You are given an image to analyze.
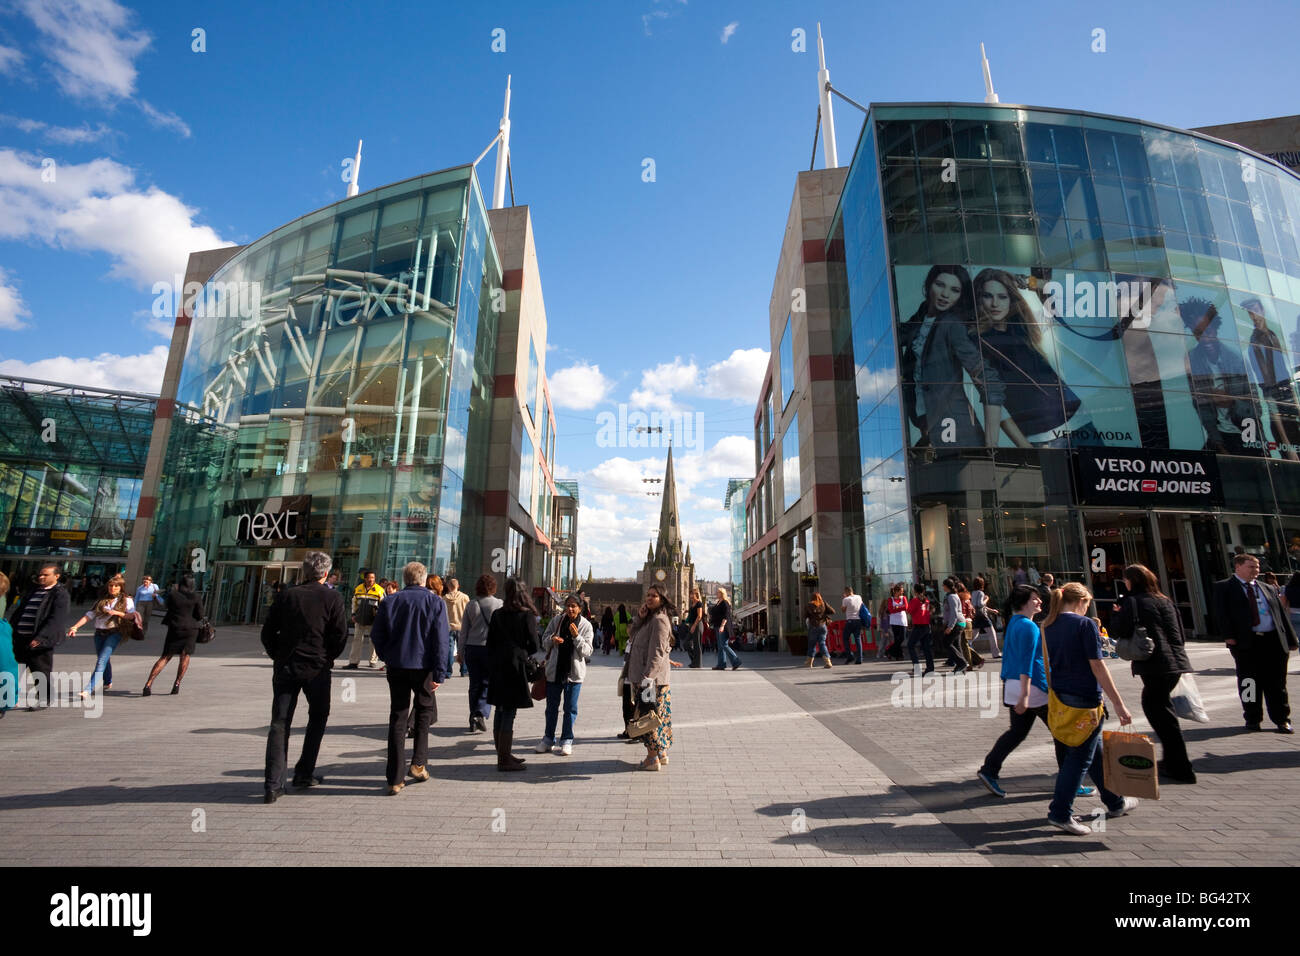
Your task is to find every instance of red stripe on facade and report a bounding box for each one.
[801,239,825,264]
[174,313,191,328]
[483,491,508,516]
[155,398,175,418]
[814,483,844,512]
[743,528,778,560]
[808,354,834,381]
[503,268,524,291]
[137,497,157,519]
[493,373,516,398]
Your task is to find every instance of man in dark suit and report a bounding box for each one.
[1212,553,1296,733]
[260,551,348,803]
[369,561,449,795]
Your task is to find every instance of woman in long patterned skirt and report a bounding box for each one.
[625,584,675,770]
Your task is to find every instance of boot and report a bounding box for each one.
[823,657,833,668]
[806,657,814,668]
[496,730,526,771]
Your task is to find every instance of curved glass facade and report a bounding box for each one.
[151,167,501,622]
[832,104,1300,634]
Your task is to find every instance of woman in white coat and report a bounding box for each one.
[535,593,594,756]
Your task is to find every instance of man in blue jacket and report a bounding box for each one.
[370,560,449,794]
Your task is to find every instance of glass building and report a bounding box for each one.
[828,103,1300,636]
[0,377,155,587]
[148,166,504,624]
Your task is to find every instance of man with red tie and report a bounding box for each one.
[1212,553,1296,733]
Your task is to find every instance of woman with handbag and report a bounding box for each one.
[486,577,539,772]
[142,573,205,696]
[625,584,675,771]
[1110,564,1196,784]
[804,592,834,668]
[534,593,593,756]
[970,576,1000,658]
[1043,582,1138,835]
[68,574,135,697]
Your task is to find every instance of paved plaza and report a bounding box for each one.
[1,625,1296,866]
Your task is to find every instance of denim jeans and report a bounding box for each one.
[465,643,490,722]
[1048,691,1125,823]
[543,679,582,743]
[979,701,1060,779]
[88,629,120,693]
[842,620,863,663]
[808,624,829,659]
[716,628,739,668]
[448,631,458,678]
[908,626,934,670]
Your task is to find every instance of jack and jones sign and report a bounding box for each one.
[1073,450,1223,507]
[226,495,312,547]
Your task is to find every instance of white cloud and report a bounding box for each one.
[641,9,670,34]
[720,21,739,43]
[0,114,115,144]
[628,348,768,413]
[0,45,25,74]
[0,149,233,288]
[137,100,191,137]
[0,268,31,329]
[18,0,150,101]
[548,360,614,410]
[0,344,169,393]
[706,347,768,401]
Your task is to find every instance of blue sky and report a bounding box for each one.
[1,0,1299,581]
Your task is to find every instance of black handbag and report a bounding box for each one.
[196,618,216,644]
[1116,597,1153,662]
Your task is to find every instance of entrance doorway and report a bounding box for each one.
[1081,510,1226,639]
[212,562,302,625]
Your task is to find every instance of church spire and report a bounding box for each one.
[647,542,654,562]
[656,445,680,553]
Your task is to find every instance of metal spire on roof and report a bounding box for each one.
[347,139,363,197]
[492,75,512,209]
[816,23,838,168]
[980,43,999,104]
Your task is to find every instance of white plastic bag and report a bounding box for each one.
[1171,673,1210,723]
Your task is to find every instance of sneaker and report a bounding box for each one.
[560,740,573,756]
[1049,815,1091,836]
[345,663,359,669]
[408,764,429,782]
[535,738,553,754]
[1106,796,1139,819]
[1076,785,1096,797]
[977,771,1006,798]
[731,662,742,671]
[551,742,564,754]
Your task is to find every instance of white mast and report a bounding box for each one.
[492,75,512,209]
[347,139,363,197]
[816,23,838,169]
[981,43,999,104]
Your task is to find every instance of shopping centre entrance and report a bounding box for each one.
[211,561,303,626]
[1081,510,1228,639]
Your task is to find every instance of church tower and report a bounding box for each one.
[640,445,696,614]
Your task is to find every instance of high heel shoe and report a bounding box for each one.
[170,683,181,695]
[141,685,152,697]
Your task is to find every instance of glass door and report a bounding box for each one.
[1081,510,1158,633]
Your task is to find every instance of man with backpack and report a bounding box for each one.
[346,569,385,669]
[841,586,866,664]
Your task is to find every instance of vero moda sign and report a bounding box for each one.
[1072,449,1224,507]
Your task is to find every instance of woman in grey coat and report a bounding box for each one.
[1110,563,1195,783]
[626,584,675,771]
[534,593,594,756]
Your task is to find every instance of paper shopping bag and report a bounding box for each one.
[1102,730,1159,800]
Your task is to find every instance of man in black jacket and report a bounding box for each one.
[8,562,71,709]
[1213,553,1296,733]
[260,551,348,802]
